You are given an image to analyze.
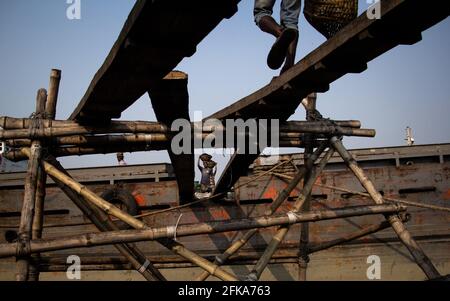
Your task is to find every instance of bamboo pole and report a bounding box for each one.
[3,139,311,162]
[330,136,441,280]
[1,116,361,131]
[19,148,237,281]
[247,146,335,281]
[44,155,165,281]
[0,204,405,259]
[0,122,168,140]
[7,134,314,148]
[196,141,329,281]
[0,120,374,140]
[45,69,61,120]
[4,143,168,161]
[29,69,62,281]
[298,94,316,281]
[15,89,47,281]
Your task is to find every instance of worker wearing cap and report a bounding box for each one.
[254,0,301,74]
[198,154,217,193]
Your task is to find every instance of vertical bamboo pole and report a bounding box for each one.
[15,89,47,281]
[45,69,61,120]
[195,141,328,281]
[21,149,237,281]
[329,136,441,280]
[29,69,61,281]
[298,93,316,281]
[247,146,335,281]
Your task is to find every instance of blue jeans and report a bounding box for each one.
[254,0,301,30]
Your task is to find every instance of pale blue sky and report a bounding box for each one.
[0,1,449,179]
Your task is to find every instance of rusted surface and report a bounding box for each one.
[0,144,448,280]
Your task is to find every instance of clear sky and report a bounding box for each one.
[0,0,449,180]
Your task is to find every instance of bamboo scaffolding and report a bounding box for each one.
[19,148,238,281]
[44,155,165,281]
[0,119,375,140]
[195,141,329,281]
[329,136,441,280]
[15,89,47,281]
[247,146,336,281]
[0,204,405,259]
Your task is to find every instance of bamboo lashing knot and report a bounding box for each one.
[138,259,151,274]
[167,213,183,241]
[16,233,31,258]
[286,211,298,225]
[215,255,225,265]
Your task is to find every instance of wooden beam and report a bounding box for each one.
[69,0,240,123]
[148,71,194,204]
[210,0,450,194]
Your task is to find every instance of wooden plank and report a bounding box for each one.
[148,71,195,204]
[209,0,450,194]
[69,0,239,123]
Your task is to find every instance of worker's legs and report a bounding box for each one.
[254,0,299,70]
[280,0,300,73]
[280,0,301,31]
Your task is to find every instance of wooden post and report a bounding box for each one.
[15,89,47,281]
[298,93,316,281]
[330,136,441,280]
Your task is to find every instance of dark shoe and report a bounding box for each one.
[280,33,299,74]
[267,28,298,70]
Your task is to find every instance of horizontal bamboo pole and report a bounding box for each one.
[0,204,405,259]
[3,144,168,161]
[0,118,374,140]
[6,134,313,148]
[1,116,361,131]
[3,139,311,162]
[0,122,167,140]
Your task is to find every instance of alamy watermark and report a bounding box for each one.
[66,255,81,280]
[366,255,381,280]
[366,0,381,20]
[170,112,280,160]
[66,0,81,20]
